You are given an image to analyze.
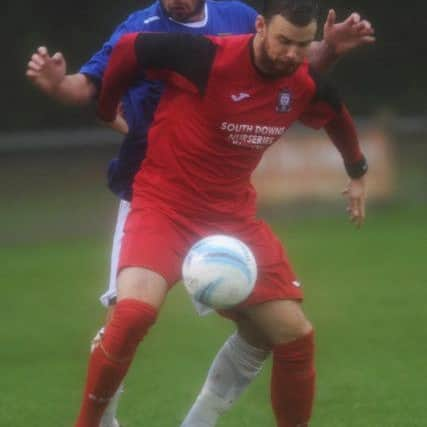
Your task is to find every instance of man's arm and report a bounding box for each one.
[26,12,139,105]
[308,9,375,74]
[27,46,128,134]
[324,107,368,227]
[26,46,97,105]
[299,72,368,227]
[26,14,139,133]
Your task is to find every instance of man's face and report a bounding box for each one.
[255,14,317,77]
[162,0,204,22]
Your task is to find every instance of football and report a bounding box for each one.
[182,235,257,309]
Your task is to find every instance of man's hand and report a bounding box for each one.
[342,176,367,228]
[26,46,67,96]
[109,114,129,135]
[98,102,129,135]
[324,9,375,56]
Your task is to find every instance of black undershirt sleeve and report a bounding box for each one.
[134,33,217,95]
[308,66,343,113]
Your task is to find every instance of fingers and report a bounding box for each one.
[346,12,361,25]
[37,46,49,57]
[325,9,336,28]
[356,20,372,32]
[27,60,43,74]
[354,20,374,36]
[342,187,365,228]
[27,47,49,74]
[31,53,45,67]
[52,52,64,64]
[350,196,360,226]
[26,68,38,78]
[350,197,365,227]
[27,46,58,71]
[361,35,376,45]
[340,11,375,36]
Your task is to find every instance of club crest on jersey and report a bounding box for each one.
[276,89,292,113]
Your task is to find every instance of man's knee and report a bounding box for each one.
[242,299,313,347]
[117,266,168,309]
[273,315,313,346]
[235,316,271,350]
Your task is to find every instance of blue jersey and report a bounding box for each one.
[80,0,257,200]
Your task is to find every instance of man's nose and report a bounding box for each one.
[285,45,298,61]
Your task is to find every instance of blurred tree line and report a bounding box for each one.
[6,0,426,131]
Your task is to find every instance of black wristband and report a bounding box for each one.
[345,155,368,179]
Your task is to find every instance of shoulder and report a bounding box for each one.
[291,62,340,99]
[306,66,342,111]
[121,2,163,30]
[134,33,217,64]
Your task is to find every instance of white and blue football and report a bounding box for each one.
[182,235,257,309]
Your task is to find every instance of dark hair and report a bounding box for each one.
[263,0,319,26]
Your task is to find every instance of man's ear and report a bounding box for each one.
[255,15,266,37]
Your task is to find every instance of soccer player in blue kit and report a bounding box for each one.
[26,0,374,426]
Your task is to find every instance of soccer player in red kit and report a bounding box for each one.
[74,0,368,426]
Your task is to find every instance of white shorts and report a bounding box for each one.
[99,198,213,315]
[99,199,131,307]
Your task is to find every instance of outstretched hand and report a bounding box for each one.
[324,9,375,56]
[26,46,67,95]
[342,176,367,228]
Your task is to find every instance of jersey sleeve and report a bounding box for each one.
[300,69,368,178]
[79,12,144,88]
[299,68,343,129]
[230,1,258,32]
[97,32,217,122]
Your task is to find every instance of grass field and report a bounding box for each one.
[1,204,426,427]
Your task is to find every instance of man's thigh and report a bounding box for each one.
[119,207,191,287]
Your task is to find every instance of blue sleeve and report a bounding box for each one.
[231,1,258,32]
[79,12,145,84]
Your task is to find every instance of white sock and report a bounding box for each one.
[180,332,269,427]
[91,327,123,427]
[100,384,123,427]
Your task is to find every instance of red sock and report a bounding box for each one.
[74,298,157,427]
[271,330,316,427]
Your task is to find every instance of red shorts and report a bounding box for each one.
[119,206,303,307]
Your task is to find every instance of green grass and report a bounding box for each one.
[1,206,426,426]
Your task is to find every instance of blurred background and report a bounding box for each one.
[3,0,426,227]
[1,1,426,426]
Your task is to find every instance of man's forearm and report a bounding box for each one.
[307,41,339,74]
[52,73,97,105]
[325,106,368,179]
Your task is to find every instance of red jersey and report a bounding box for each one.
[98,33,367,220]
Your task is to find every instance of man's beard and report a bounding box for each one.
[165,0,205,22]
[257,41,299,78]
